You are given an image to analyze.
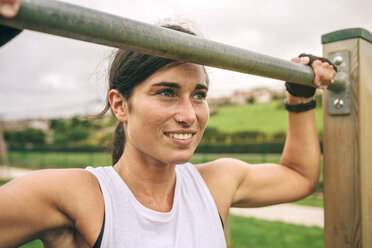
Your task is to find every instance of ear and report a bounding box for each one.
[108,89,128,123]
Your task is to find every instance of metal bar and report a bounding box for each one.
[0,0,332,87]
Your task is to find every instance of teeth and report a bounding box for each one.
[168,133,193,140]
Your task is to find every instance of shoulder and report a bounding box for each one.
[3,168,100,197]
[195,157,249,181]
[5,168,103,217]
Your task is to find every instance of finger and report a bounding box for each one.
[291,56,310,65]
[312,61,323,87]
[327,64,337,83]
[313,60,337,87]
[311,59,322,69]
[291,57,301,63]
[321,63,336,84]
[313,72,322,87]
[0,0,20,18]
[299,56,310,65]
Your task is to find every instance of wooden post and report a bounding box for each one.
[322,28,372,248]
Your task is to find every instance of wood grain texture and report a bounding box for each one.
[323,39,362,248]
[359,39,372,248]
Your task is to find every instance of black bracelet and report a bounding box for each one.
[284,99,316,113]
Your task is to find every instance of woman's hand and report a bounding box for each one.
[0,0,20,18]
[291,55,337,90]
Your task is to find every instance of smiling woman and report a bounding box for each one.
[0,1,338,247]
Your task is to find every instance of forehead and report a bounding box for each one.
[143,63,207,88]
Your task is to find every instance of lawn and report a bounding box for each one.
[7,152,283,169]
[207,101,323,134]
[7,151,112,169]
[230,215,323,248]
[0,179,9,186]
[19,240,43,248]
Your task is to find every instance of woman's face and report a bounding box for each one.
[123,63,209,165]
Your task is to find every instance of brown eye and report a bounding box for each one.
[193,91,207,100]
[158,89,175,97]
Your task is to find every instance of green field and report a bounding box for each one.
[19,240,43,248]
[8,151,112,169]
[7,152,283,169]
[207,101,323,134]
[230,216,323,248]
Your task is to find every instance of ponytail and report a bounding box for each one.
[112,122,125,165]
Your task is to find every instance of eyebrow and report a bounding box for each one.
[153,82,209,91]
[153,82,181,89]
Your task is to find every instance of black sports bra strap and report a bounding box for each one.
[93,214,105,248]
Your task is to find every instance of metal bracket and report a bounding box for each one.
[327,50,351,115]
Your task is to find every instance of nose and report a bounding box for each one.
[174,97,197,125]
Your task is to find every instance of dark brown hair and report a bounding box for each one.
[99,24,208,164]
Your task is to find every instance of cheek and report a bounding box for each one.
[197,103,210,129]
[131,103,169,129]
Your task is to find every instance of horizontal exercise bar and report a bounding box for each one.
[0,0,333,88]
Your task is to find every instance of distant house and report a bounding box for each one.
[209,87,283,107]
[3,119,50,131]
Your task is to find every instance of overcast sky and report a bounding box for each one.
[0,0,371,120]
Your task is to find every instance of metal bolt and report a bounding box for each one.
[333,99,344,109]
[333,56,343,66]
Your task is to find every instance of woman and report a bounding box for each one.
[0,2,336,247]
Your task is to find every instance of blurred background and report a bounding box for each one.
[0,0,371,247]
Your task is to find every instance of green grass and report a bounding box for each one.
[0,179,10,186]
[8,151,112,169]
[207,101,323,134]
[191,153,282,164]
[230,215,323,248]
[7,152,282,169]
[19,240,43,248]
[294,195,324,208]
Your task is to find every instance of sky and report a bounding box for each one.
[0,0,371,120]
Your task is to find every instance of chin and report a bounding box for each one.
[167,151,194,165]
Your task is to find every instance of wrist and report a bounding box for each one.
[284,92,316,113]
[285,92,313,105]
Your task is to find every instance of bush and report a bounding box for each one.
[196,143,285,154]
[4,128,46,149]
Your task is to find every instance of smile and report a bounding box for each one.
[164,132,195,140]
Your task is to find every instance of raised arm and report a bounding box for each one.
[198,55,336,218]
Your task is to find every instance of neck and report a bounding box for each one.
[113,147,177,212]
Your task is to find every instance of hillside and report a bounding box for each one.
[207,100,323,135]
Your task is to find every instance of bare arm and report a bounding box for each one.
[0,169,103,247]
[198,56,336,216]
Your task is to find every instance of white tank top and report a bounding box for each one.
[86,163,226,248]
